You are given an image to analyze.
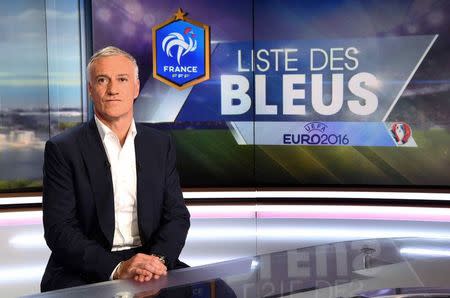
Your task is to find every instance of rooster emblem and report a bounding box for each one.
[162,27,197,65]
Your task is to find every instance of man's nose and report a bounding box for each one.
[107,81,119,95]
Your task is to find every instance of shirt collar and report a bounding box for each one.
[94,115,137,142]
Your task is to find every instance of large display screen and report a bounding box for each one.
[92,0,450,188]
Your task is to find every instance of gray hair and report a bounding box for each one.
[87,46,139,80]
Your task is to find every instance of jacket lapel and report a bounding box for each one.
[79,118,115,248]
[134,124,154,245]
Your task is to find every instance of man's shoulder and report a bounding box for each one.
[47,122,88,146]
[136,123,172,144]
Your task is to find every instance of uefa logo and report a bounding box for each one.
[152,8,210,90]
[304,122,328,133]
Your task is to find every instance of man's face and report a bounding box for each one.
[88,55,140,123]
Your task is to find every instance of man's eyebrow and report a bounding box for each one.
[117,74,129,77]
[95,74,110,79]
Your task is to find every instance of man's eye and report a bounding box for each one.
[97,78,107,84]
[119,77,128,82]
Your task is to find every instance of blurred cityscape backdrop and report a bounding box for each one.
[0,0,83,191]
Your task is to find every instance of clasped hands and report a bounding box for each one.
[114,253,167,282]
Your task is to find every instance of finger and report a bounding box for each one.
[140,260,165,273]
[133,254,167,273]
[156,263,167,272]
[125,255,156,279]
[134,268,152,277]
[138,272,153,282]
[132,263,156,275]
[142,263,157,274]
[144,263,167,275]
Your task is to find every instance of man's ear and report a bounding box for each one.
[88,81,93,97]
[133,79,140,102]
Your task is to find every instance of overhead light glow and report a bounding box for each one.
[0,265,45,283]
[2,191,450,206]
[9,233,46,249]
[400,247,450,257]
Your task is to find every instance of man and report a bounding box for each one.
[41,46,190,292]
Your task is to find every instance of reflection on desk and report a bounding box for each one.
[23,238,450,298]
[133,279,237,298]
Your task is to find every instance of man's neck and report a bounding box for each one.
[95,113,132,146]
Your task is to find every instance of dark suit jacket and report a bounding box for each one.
[41,119,190,292]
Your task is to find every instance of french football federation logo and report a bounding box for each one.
[152,8,210,90]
